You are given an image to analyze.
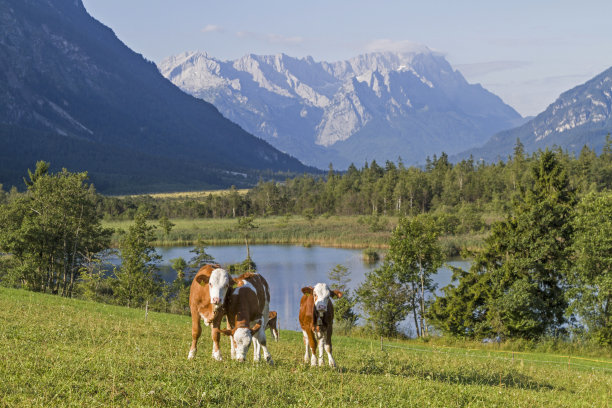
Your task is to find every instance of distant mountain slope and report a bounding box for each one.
[0,0,310,193]
[459,66,612,161]
[160,50,524,169]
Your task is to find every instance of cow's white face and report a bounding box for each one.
[232,328,252,361]
[209,268,230,310]
[313,283,331,313]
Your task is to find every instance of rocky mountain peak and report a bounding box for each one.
[160,49,522,169]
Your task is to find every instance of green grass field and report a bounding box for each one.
[1,287,610,407]
[103,216,487,254]
[104,216,396,249]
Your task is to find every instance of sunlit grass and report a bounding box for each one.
[103,216,399,249]
[1,287,610,407]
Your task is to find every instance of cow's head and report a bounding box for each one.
[302,283,343,314]
[196,267,231,311]
[220,323,261,362]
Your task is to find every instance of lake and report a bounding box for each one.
[150,245,471,334]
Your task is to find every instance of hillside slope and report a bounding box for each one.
[459,66,612,161]
[0,0,311,193]
[0,287,609,407]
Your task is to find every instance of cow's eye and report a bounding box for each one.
[209,283,212,287]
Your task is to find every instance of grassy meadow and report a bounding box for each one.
[103,215,488,254]
[1,287,610,407]
[103,216,396,249]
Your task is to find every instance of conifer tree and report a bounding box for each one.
[114,213,162,307]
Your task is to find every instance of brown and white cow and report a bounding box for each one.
[267,311,279,342]
[219,272,273,363]
[299,283,343,367]
[188,264,229,360]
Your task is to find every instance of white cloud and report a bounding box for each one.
[201,25,224,34]
[236,31,304,46]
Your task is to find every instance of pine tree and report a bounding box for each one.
[114,213,162,308]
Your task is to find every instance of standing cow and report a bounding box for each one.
[299,283,343,367]
[218,272,273,363]
[188,264,231,360]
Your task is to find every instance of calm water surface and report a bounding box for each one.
[152,245,470,333]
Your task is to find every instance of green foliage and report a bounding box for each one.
[569,191,612,345]
[114,213,162,308]
[357,214,388,232]
[356,262,412,337]
[328,264,358,332]
[362,248,380,264]
[188,236,215,274]
[430,151,576,339]
[158,215,175,236]
[0,163,111,296]
[227,257,257,275]
[388,215,443,337]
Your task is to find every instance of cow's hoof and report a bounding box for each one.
[318,358,324,366]
[187,349,196,360]
[212,351,222,361]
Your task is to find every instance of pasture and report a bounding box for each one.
[0,287,610,407]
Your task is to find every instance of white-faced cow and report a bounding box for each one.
[267,311,279,342]
[188,264,230,360]
[299,283,343,367]
[219,272,273,363]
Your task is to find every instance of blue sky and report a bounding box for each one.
[82,0,612,117]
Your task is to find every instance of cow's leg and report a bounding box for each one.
[317,334,325,366]
[256,329,273,364]
[324,340,336,367]
[211,328,222,361]
[252,336,261,362]
[188,309,201,360]
[272,327,279,342]
[307,331,318,366]
[230,334,236,360]
[302,330,310,363]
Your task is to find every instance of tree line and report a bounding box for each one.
[92,138,611,223]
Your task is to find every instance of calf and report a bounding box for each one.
[267,311,279,342]
[188,264,230,360]
[219,272,273,363]
[299,283,343,367]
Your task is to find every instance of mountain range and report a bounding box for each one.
[0,0,311,194]
[160,50,525,169]
[459,66,612,161]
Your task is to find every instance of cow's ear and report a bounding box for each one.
[301,286,313,295]
[195,274,209,286]
[249,323,261,334]
[331,290,343,299]
[269,311,277,319]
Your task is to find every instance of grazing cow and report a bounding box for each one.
[188,264,229,360]
[299,283,343,367]
[267,311,279,342]
[219,272,273,363]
